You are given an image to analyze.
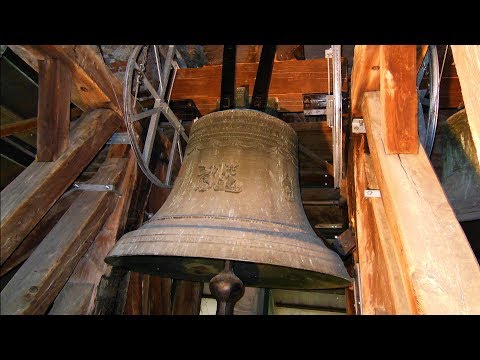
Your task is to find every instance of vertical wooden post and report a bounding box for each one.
[380,45,418,154]
[37,58,72,161]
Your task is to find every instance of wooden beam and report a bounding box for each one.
[0,108,83,138]
[8,45,123,116]
[171,59,348,115]
[363,153,416,314]
[48,148,137,315]
[351,46,380,117]
[0,108,121,265]
[451,45,480,160]
[0,118,37,138]
[171,280,202,315]
[36,57,72,161]
[379,45,418,154]
[0,157,128,314]
[0,190,80,278]
[362,91,480,314]
[298,144,334,176]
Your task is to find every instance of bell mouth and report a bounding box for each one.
[105,255,351,290]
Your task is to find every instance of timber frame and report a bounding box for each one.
[1,45,480,315]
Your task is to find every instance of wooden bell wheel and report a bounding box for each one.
[123,45,188,188]
[417,45,440,157]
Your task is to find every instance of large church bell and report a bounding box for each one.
[106,45,351,314]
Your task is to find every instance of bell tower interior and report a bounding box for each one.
[0,45,479,315]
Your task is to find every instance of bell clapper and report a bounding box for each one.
[209,260,245,315]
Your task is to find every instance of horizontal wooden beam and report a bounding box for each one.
[1,157,128,315]
[0,118,37,138]
[0,108,121,265]
[362,91,480,314]
[171,59,348,115]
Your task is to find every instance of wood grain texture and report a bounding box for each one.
[351,46,380,117]
[48,149,137,315]
[171,280,202,315]
[451,45,480,160]
[0,157,128,314]
[171,59,348,115]
[380,45,418,154]
[363,153,416,314]
[0,118,37,138]
[0,190,80,278]
[362,91,480,314]
[350,134,395,314]
[8,45,123,116]
[0,109,121,265]
[36,58,72,161]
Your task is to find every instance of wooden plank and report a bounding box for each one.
[364,153,416,314]
[171,59,348,115]
[48,149,137,315]
[362,91,480,314]
[36,58,72,161]
[351,46,380,117]
[171,280,202,315]
[0,118,37,138]
[0,157,128,314]
[8,45,123,116]
[380,45,418,154]
[451,45,480,160]
[350,134,395,314]
[0,109,121,265]
[92,267,131,315]
[0,190,80,278]
[0,108,83,138]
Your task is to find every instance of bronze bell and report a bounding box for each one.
[105,109,351,291]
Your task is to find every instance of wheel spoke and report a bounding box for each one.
[153,45,164,95]
[142,99,163,164]
[131,107,162,122]
[165,130,180,185]
[161,45,175,99]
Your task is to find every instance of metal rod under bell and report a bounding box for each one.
[209,260,245,315]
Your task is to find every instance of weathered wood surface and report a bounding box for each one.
[363,153,415,314]
[0,190,80,278]
[0,157,128,314]
[349,134,395,314]
[0,109,121,265]
[171,59,348,115]
[8,45,123,116]
[362,91,480,314]
[36,57,72,161]
[451,45,480,160]
[380,45,418,154]
[351,46,380,117]
[49,148,137,315]
[172,280,202,315]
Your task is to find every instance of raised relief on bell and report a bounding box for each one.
[195,163,242,193]
[194,165,218,192]
[214,164,242,193]
[283,174,295,202]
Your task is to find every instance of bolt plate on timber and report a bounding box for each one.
[364,189,381,198]
[72,183,121,195]
[352,118,366,134]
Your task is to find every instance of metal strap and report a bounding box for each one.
[250,45,277,112]
[220,45,237,110]
[72,183,121,195]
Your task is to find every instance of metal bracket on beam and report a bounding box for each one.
[352,118,366,134]
[364,189,381,198]
[72,183,121,195]
[107,133,131,145]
